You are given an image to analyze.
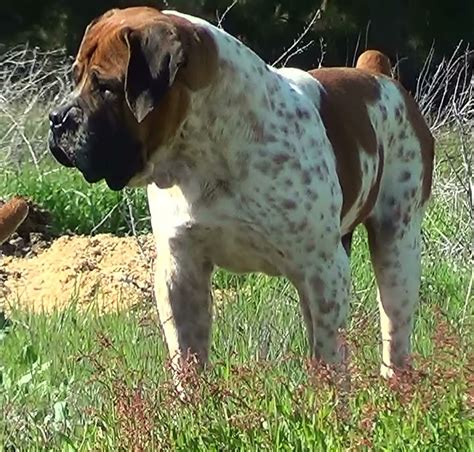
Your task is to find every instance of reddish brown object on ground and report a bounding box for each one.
[0,197,29,245]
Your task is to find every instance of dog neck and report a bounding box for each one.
[145,11,281,192]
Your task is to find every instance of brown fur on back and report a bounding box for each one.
[308,68,381,219]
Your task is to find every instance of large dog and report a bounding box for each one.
[48,7,434,379]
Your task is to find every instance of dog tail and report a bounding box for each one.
[0,197,29,245]
[356,50,392,77]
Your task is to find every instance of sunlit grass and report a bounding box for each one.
[0,137,472,449]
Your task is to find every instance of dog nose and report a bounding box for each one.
[49,103,77,128]
[49,109,63,126]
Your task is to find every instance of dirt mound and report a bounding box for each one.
[0,233,156,313]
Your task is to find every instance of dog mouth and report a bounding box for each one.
[48,101,145,191]
[48,130,106,184]
[48,132,75,168]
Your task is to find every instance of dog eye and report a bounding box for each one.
[95,75,121,97]
[99,84,113,96]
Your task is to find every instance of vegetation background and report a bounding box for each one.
[1,0,474,92]
[0,0,472,449]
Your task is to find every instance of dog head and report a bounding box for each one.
[48,7,217,190]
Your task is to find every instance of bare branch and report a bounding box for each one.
[282,41,315,68]
[272,9,323,67]
[0,45,71,172]
[317,37,327,68]
[415,42,473,131]
[216,0,238,29]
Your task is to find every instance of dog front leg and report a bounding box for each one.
[154,238,214,380]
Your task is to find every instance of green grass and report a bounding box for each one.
[0,269,471,450]
[0,137,473,450]
[0,162,149,236]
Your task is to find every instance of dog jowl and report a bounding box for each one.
[49,93,143,190]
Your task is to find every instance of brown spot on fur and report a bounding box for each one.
[296,107,310,120]
[347,142,384,231]
[355,50,392,76]
[273,153,290,164]
[308,68,380,218]
[402,212,411,225]
[291,160,301,171]
[319,251,329,261]
[282,199,297,210]
[298,218,309,232]
[387,195,396,207]
[399,170,411,182]
[319,299,336,314]
[302,169,311,185]
[310,275,325,296]
[315,340,324,349]
[254,161,269,174]
[395,107,402,121]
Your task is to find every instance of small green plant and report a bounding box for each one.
[0,164,150,236]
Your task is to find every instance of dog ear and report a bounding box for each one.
[123,23,185,123]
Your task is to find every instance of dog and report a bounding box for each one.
[48,7,434,380]
[0,197,29,246]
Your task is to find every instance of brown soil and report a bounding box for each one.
[0,233,156,313]
[0,200,235,314]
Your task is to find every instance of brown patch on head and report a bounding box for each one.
[308,67,380,218]
[356,50,392,76]
[73,7,218,149]
[130,84,191,158]
[48,7,220,190]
